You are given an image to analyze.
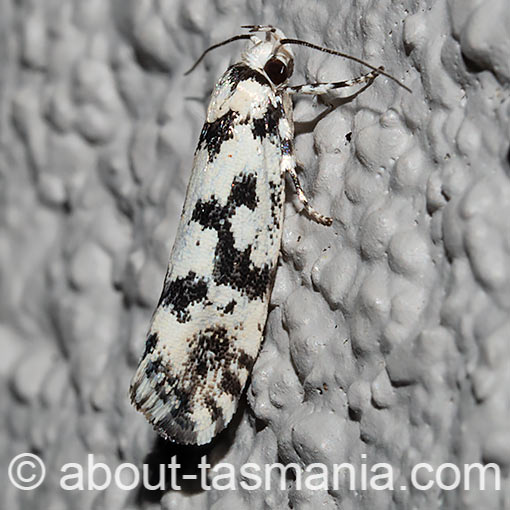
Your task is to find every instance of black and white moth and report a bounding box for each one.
[129,25,410,445]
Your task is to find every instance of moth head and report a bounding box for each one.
[185,26,411,94]
[241,27,294,88]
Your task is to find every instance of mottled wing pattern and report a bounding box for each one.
[129,64,289,445]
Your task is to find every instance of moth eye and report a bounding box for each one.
[264,58,292,85]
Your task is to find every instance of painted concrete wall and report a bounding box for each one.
[1,0,509,508]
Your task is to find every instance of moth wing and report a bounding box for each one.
[130,65,287,445]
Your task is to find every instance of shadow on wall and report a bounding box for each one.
[136,396,246,504]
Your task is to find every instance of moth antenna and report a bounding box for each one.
[280,38,412,93]
[184,34,252,76]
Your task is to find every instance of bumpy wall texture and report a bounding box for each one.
[2,0,510,509]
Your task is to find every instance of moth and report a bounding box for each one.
[129,25,410,445]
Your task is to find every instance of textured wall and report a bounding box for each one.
[1,0,510,509]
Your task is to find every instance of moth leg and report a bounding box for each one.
[286,68,381,96]
[281,141,333,226]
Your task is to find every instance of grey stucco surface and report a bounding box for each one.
[1,0,510,509]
